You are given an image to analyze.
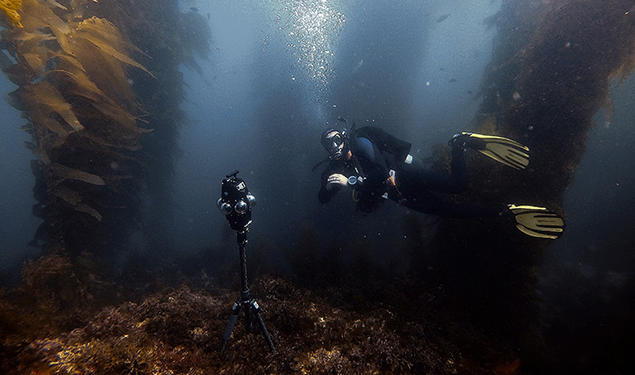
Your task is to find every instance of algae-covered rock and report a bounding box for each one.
[0,276,502,374]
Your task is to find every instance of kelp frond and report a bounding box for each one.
[75,17,155,78]
[45,0,66,11]
[21,0,71,53]
[0,0,23,28]
[50,162,106,186]
[1,0,153,238]
[23,81,85,132]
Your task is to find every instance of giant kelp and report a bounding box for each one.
[1,0,210,259]
[425,0,635,371]
[477,0,634,198]
[0,1,212,369]
[1,0,154,256]
[76,0,212,255]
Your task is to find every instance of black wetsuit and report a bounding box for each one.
[319,126,499,217]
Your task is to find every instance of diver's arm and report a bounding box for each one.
[327,173,348,188]
[319,173,347,203]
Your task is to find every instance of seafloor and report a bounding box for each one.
[0,255,519,374]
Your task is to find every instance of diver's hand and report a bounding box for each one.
[326,173,348,190]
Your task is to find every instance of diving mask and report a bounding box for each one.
[321,130,345,159]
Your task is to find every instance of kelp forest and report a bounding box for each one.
[1,0,634,374]
[0,0,213,371]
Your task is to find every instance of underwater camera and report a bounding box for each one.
[216,170,275,354]
[217,170,256,231]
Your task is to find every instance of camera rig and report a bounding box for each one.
[217,170,276,354]
[217,170,255,231]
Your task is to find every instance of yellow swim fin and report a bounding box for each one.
[507,204,565,239]
[461,132,530,170]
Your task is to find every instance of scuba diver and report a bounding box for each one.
[316,122,565,239]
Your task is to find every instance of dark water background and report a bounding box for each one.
[166,0,500,268]
[1,0,634,371]
[0,0,520,272]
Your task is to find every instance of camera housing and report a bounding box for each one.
[217,170,255,231]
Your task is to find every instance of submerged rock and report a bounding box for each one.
[0,276,509,374]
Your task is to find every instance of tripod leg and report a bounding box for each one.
[220,302,240,354]
[256,310,276,353]
[250,300,276,353]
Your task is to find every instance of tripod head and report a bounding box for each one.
[217,170,256,231]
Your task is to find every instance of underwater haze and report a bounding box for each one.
[171,0,499,266]
[1,0,634,374]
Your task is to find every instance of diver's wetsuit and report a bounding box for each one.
[319,126,500,217]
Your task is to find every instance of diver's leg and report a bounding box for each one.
[398,144,467,195]
[402,191,500,218]
[448,142,468,192]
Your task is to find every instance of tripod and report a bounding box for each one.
[220,230,276,354]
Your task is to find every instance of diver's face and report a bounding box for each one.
[324,131,344,159]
